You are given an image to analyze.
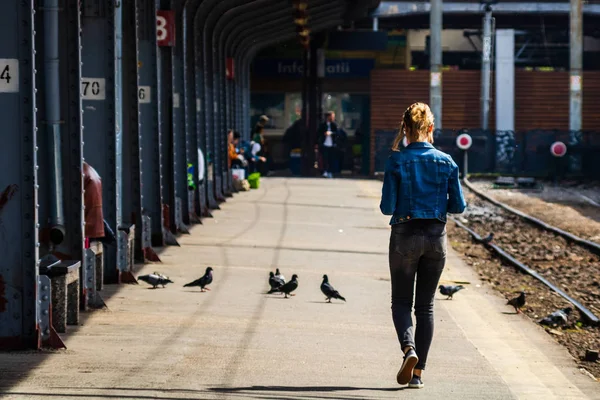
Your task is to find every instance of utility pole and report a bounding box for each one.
[570,0,583,133]
[480,1,495,130]
[569,0,583,172]
[430,0,442,129]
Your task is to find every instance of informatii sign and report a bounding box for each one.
[252,58,375,78]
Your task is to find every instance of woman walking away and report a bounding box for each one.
[380,102,466,389]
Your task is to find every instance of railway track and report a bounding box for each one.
[451,178,600,326]
[463,178,600,256]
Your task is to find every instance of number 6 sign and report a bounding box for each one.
[157,10,175,47]
[138,86,151,104]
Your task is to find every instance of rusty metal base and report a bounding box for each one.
[119,271,139,284]
[143,247,161,263]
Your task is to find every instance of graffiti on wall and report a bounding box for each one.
[372,129,600,178]
[495,130,516,172]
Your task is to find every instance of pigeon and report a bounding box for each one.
[438,284,465,300]
[507,291,526,313]
[320,275,346,303]
[270,274,298,298]
[138,273,173,288]
[539,307,573,327]
[183,267,213,292]
[153,271,169,280]
[481,232,494,244]
[275,268,286,284]
[268,271,285,293]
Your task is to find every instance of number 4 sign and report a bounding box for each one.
[157,11,175,47]
[0,59,19,93]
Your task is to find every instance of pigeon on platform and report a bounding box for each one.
[539,307,573,327]
[153,271,170,280]
[268,271,285,293]
[438,285,465,300]
[481,232,494,244]
[320,275,346,303]
[507,291,526,313]
[270,274,298,298]
[183,267,214,292]
[138,273,173,289]
[275,268,286,284]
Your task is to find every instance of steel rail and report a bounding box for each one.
[449,215,599,326]
[464,177,600,256]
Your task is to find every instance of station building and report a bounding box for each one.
[250,1,600,175]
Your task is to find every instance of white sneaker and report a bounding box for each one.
[322,172,329,178]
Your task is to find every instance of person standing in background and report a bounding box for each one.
[252,115,269,136]
[283,117,305,155]
[317,111,338,178]
[251,115,270,174]
[252,127,268,176]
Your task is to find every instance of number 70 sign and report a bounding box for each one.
[157,10,175,47]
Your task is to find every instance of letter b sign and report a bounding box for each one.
[157,11,175,47]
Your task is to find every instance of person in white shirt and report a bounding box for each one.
[317,111,338,178]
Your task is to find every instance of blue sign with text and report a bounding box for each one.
[252,58,375,78]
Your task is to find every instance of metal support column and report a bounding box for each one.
[137,0,164,250]
[570,0,583,172]
[430,0,442,129]
[209,2,242,198]
[203,3,228,202]
[300,47,310,175]
[0,0,39,349]
[81,0,118,281]
[121,0,144,263]
[114,0,130,275]
[244,63,251,143]
[481,1,494,130]
[157,0,179,245]
[495,29,514,132]
[183,0,206,221]
[306,40,319,177]
[60,0,85,268]
[43,0,66,246]
[235,58,244,138]
[194,4,220,210]
[171,0,191,229]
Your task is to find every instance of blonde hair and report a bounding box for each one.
[392,102,435,151]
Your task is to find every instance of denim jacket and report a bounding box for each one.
[380,142,466,224]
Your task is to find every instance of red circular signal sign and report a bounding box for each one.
[456,133,472,150]
[550,141,567,157]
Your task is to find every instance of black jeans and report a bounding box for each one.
[321,146,335,173]
[389,220,446,370]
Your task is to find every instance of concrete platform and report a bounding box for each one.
[0,178,598,400]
